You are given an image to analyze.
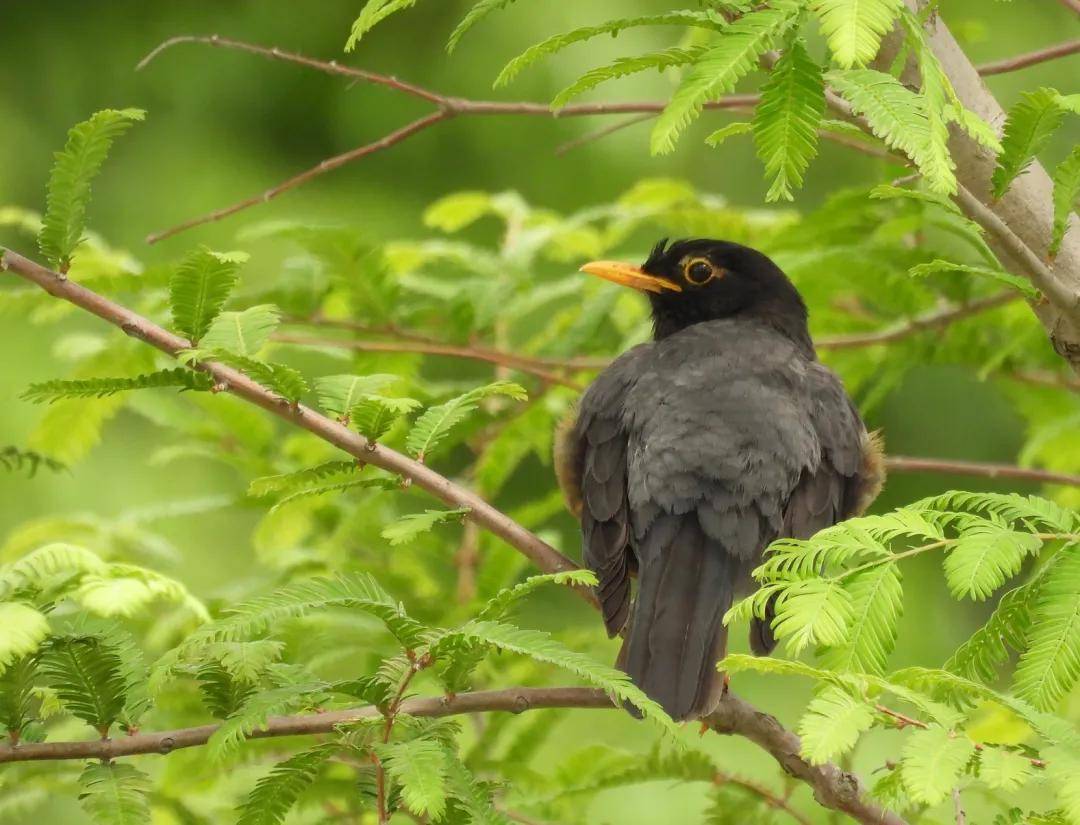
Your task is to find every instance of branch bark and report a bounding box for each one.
[902,2,1080,373]
[1,247,904,825]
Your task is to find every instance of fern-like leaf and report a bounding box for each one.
[705,121,754,147]
[943,523,1042,601]
[382,508,470,546]
[821,562,902,674]
[0,603,49,674]
[900,725,976,805]
[908,259,1039,299]
[405,381,526,461]
[1050,145,1080,258]
[991,87,1067,199]
[495,12,724,86]
[552,48,704,111]
[169,247,247,343]
[39,108,145,272]
[651,3,802,155]
[0,446,66,477]
[78,761,151,825]
[313,374,399,419]
[979,747,1035,792]
[248,461,359,497]
[39,633,128,734]
[350,395,421,441]
[797,685,875,764]
[447,0,518,53]
[209,678,329,762]
[22,369,213,404]
[753,39,825,202]
[375,738,449,819]
[237,742,337,825]
[346,0,416,50]
[812,0,902,67]
[0,654,39,741]
[194,305,281,358]
[1013,546,1080,710]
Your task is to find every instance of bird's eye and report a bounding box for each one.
[683,258,717,286]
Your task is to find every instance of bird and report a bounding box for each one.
[555,238,884,721]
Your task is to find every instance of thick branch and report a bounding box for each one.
[2,247,902,825]
[0,687,614,764]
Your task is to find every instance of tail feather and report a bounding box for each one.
[623,513,737,721]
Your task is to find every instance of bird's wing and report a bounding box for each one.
[555,346,651,637]
[750,361,885,653]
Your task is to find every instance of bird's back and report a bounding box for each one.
[560,318,882,719]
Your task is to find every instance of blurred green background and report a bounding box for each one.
[1,1,1078,822]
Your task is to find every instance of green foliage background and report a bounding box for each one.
[1,2,1079,824]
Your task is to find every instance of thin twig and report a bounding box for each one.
[2,246,904,825]
[1058,0,1080,16]
[555,113,656,155]
[884,455,1080,487]
[273,332,584,390]
[715,770,814,825]
[816,291,1020,349]
[976,39,1080,76]
[953,787,966,825]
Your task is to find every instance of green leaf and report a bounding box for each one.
[208,679,327,762]
[1014,547,1080,710]
[946,577,1040,683]
[269,477,392,513]
[350,395,421,442]
[979,747,1034,792]
[752,39,825,202]
[405,380,526,461]
[812,0,903,67]
[1045,745,1080,825]
[820,562,902,675]
[78,761,151,825]
[0,603,49,674]
[169,247,247,343]
[652,4,802,154]
[826,69,949,188]
[901,10,957,195]
[447,0,517,53]
[39,108,145,271]
[345,0,417,50]
[381,508,470,546]
[248,461,359,497]
[196,305,281,358]
[443,749,513,825]
[797,685,875,764]
[900,725,976,805]
[494,12,724,86]
[773,579,854,655]
[238,743,338,825]
[22,369,213,404]
[991,87,1067,199]
[943,523,1042,600]
[476,570,597,621]
[705,121,754,149]
[375,738,449,819]
[313,374,399,419]
[1050,145,1080,258]
[39,632,129,733]
[214,355,309,402]
[0,655,39,740]
[908,259,1039,299]
[552,48,704,111]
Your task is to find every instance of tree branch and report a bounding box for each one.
[976,39,1080,76]
[883,455,1080,487]
[1,246,903,825]
[0,687,614,764]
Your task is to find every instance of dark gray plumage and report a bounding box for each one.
[558,239,884,721]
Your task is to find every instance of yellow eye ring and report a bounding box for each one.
[683,257,718,286]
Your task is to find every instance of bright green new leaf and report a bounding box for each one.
[1050,145,1080,258]
[812,0,903,68]
[78,761,151,825]
[0,603,49,673]
[238,743,338,825]
[1014,548,1080,710]
[382,508,470,546]
[345,0,417,50]
[908,259,1040,299]
[652,4,802,154]
[169,247,247,343]
[705,121,753,148]
[350,395,421,441]
[900,725,976,805]
[39,108,145,271]
[752,40,825,201]
[21,369,214,404]
[375,738,449,819]
[197,304,281,358]
[991,87,1067,199]
[979,747,1034,792]
[313,374,399,419]
[553,48,704,111]
[406,380,526,461]
[797,686,875,764]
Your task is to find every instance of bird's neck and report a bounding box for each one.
[652,297,815,357]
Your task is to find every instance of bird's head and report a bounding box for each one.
[580,238,810,346]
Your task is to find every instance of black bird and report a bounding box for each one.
[556,239,884,721]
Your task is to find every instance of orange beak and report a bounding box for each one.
[579,260,682,294]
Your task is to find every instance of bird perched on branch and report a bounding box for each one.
[556,239,884,721]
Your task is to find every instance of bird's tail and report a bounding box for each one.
[622,514,738,721]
